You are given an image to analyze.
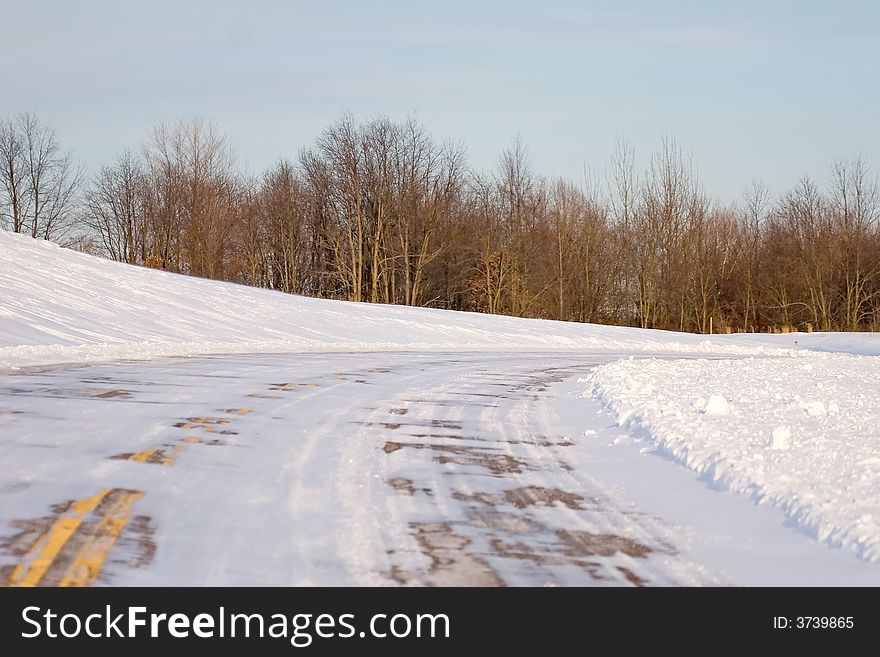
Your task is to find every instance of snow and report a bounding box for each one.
[769,426,791,451]
[586,354,880,561]
[4,351,880,586]
[2,230,880,581]
[0,231,793,370]
[704,394,730,416]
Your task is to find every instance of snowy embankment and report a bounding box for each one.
[586,355,880,561]
[0,231,787,369]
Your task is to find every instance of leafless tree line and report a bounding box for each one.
[2,112,879,333]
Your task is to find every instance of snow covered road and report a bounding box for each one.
[3,351,879,587]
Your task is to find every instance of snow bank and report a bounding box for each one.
[586,355,880,561]
[0,232,787,369]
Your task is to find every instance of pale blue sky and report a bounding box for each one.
[2,0,877,201]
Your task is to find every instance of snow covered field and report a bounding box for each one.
[1,230,880,585]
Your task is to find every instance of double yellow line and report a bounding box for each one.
[4,406,256,586]
[4,488,142,587]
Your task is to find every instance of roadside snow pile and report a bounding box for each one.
[0,232,786,368]
[586,355,880,561]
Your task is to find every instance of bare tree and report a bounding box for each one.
[0,117,27,233]
[736,180,770,331]
[82,150,148,263]
[547,179,615,322]
[828,156,880,330]
[143,118,238,277]
[778,177,837,330]
[389,120,465,306]
[301,115,366,301]
[260,160,310,293]
[0,113,81,240]
[608,137,639,323]
[631,138,701,329]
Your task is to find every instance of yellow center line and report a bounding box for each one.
[57,490,144,587]
[4,489,112,587]
[128,448,160,463]
[187,417,230,425]
[126,445,181,466]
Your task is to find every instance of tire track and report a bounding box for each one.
[372,358,720,586]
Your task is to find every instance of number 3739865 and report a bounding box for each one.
[773,617,854,629]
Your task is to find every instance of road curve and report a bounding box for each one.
[0,352,716,586]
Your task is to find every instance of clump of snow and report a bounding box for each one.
[704,394,730,416]
[769,426,791,450]
[802,401,826,417]
[586,355,880,562]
